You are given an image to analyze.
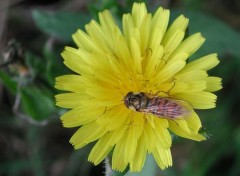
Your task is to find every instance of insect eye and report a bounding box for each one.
[124,98,129,107]
[124,92,133,107]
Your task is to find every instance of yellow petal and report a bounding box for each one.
[162,15,189,43]
[70,121,108,149]
[99,10,117,33]
[88,133,113,165]
[175,70,208,81]
[61,47,92,75]
[162,30,185,56]
[144,45,163,78]
[139,14,151,53]
[154,116,169,128]
[204,77,222,92]
[124,127,138,162]
[129,134,147,172]
[186,111,202,133]
[169,80,206,94]
[60,106,105,127]
[114,34,133,71]
[132,3,148,27]
[162,15,189,57]
[112,135,129,172]
[85,21,111,54]
[170,33,205,59]
[152,60,186,84]
[61,106,105,128]
[148,26,163,50]
[96,106,129,131]
[127,113,145,139]
[173,91,217,109]
[143,120,156,152]
[148,7,169,49]
[55,74,85,92]
[152,142,172,169]
[85,86,121,99]
[166,51,189,64]
[183,53,219,72]
[55,93,89,108]
[72,29,99,53]
[88,127,126,165]
[154,125,172,148]
[122,13,134,47]
[130,37,142,73]
[169,120,206,141]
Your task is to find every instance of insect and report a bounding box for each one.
[1,39,29,77]
[124,92,192,119]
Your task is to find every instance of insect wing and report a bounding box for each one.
[144,97,193,119]
[170,98,193,119]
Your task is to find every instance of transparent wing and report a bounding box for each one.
[142,97,193,119]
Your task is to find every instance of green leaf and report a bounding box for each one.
[20,86,55,121]
[32,10,91,42]
[43,46,69,87]
[25,45,69,87]
[0,70,17,94]
[25,51,46,79]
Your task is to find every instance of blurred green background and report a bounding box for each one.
[0,0,240,175]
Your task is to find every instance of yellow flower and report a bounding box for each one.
[55,3,222,172]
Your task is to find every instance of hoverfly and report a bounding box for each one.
[124,92,192,119]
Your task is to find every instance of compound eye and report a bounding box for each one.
[124,98,129,107]
[124,92,133,108]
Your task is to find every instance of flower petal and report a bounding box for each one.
[61,106,105,127]
[152,138,172,169]
[204,77,222,92]
[88,127,126,165]
[169,80,206,94]
[132,3,148,27]
[99,10,117,34]
[152,60,186,84]
[169,120,206,141]
[55,93,89,108]
[61,47,92,75]
[150,7,169,47]
[112,134,129,172]
[175,70,208,81]
[96,106,129,131]
[173,91,217,109]
[162,15,189,43]
[85,20,111,54]
[186,111,202,133]
[129,134,147,172]
[144,45,163,78]
[182,53,219,72]
[72,29,99,53]
[70,121,108,149]
[55,75,85,92]
[170,33,205,59]
[130,37,142,73]
[154,120,172,148]
[162,29,185,56]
